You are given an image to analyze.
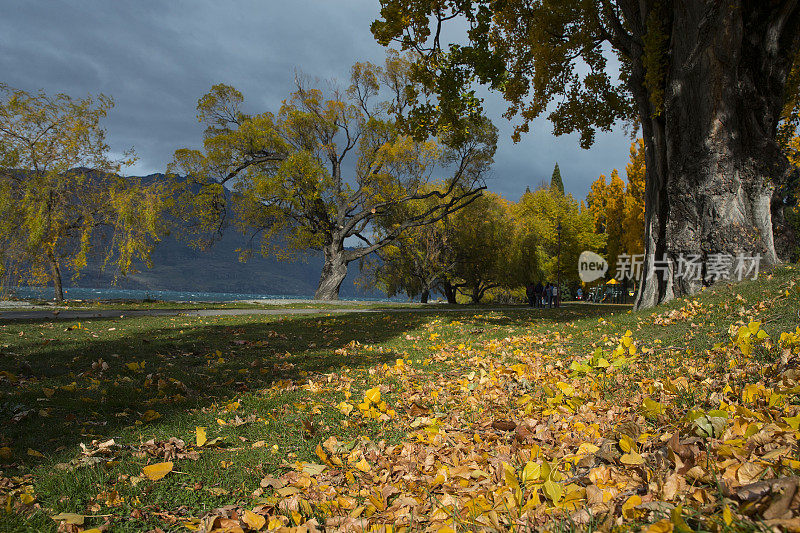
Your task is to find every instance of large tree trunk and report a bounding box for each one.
[420,289,430,303]
[440,281,458,304]
[314,241,348,300]
[47,251,64,303]
[633,3,799,309]
[470,285,482,304]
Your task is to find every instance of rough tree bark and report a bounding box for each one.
[468,282,497,304]
[315,239,349,301]
[440,281,458,304]
[633,3,800,309]
[47,250,64,302]
[470,286,483,304]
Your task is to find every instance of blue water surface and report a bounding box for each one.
[5,286,393,302]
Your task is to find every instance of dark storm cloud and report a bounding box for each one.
[0,0,633,202]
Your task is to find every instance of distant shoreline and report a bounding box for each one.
[0,286,391,304]
[0,297,392,307]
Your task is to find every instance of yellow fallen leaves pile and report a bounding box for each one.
[1,474,36,516]
[185,312,800,532]
[356,386,396,421]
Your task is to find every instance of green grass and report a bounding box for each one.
[0,265,798,531]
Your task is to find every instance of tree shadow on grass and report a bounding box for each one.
[440,302,632,328]
[0,310,431,463]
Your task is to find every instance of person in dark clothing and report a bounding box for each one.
[534,281,544,308]
[526,282,535,307]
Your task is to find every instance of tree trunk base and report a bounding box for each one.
[314,244,348,301]
[48,252,64,303]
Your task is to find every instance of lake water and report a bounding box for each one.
[4,286,391,302]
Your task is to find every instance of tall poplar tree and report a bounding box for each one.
[550,163,564,194]
[587,139,646,274]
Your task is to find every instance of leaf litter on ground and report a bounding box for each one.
[2,267,800,532]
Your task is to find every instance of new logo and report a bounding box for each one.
[578,251,608,283]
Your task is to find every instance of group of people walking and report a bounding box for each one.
[525,281,559,308]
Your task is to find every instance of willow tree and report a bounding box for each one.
[372,1,800,308]
[0,85,165,301]
[359,185,457,303]
[446,192,513,303]
[170,53,496,300]
[376,191,513,304]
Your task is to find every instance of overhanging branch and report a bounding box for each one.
[342,184,486,262]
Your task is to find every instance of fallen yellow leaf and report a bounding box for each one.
[51,513,85,525]
[622,494,642,519]
[196,426,207,447]
[365,386,381,404]
[556,381,575,396]
[142,461,173,481]
[301,462,327,475]
[354,458,370,472]
[315,443,328,464]
[783,414,800,430]
[620,452,645,465]
[141,409,161,422]
[577,442,599,455]
[671,504,693,532]
[543,478,563,503]
[723,505,733,526]
[242,509,266,530]
[646,519,674,533]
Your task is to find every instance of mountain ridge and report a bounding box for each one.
[60,172,379,298]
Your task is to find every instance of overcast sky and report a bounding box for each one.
[1,0,634,201]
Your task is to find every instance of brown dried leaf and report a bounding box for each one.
[491,419,517,432]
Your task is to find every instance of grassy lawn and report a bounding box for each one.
[1,267,799,532]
